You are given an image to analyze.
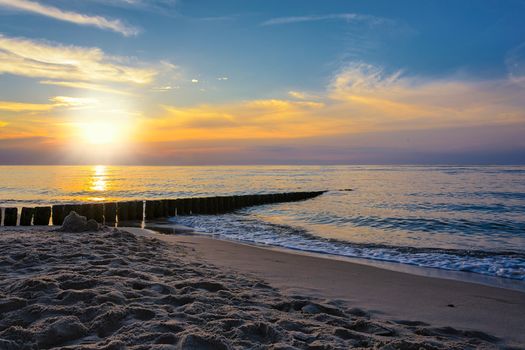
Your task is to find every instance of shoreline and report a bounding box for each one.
[127,228,525,346]
[144,223,525,292]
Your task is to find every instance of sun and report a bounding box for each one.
[80,122,121,145]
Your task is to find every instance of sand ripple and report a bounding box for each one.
[0,228,504,349]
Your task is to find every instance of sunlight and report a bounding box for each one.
[90,165,107,192]
[81,122,121,145]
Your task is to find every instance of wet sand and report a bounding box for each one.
[0,226,522,349]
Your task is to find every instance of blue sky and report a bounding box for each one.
[0,0,524,164]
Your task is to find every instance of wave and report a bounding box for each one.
[170,214,525,281]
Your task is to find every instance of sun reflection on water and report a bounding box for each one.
[89,165,108,201]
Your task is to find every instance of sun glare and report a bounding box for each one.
[81,122,120,145]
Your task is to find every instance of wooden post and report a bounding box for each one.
[104,202,117,224]
[166,199,176,217]
[145,200,155,220]
[181,198,191,215]
[126,201,137,220]
[209,197,217,213]
[34,206,51,226]
[224,196,233,212]
[92,203,104,223]
[136,201,144,221]
[153,200,163,218]
[20,207,34,226]
[203,197,212,214]
[81,204,94,220]
[117,202,129,222]
[161,200,170,217]
[72,204,84,216]
[62,204,75,220]
[4,208,17,226]
[52,205,65,225]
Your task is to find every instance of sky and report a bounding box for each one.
[0,0,524,165]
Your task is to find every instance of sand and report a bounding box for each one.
[142,233,525,346]
[0,227,522,349]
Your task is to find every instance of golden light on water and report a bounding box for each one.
[89,165,108,201]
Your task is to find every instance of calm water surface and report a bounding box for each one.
[1,165,524,281]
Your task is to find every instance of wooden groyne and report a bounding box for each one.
[0,190,326,227]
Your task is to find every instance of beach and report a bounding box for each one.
[1,226,523,349]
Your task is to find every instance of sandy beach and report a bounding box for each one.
[0,226,523,349]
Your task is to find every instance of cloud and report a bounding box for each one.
[134,62,525,145]
[328,62,525,130]
[506,41,525,86]
[49,96,98,108]
[261,13,388,26]
[288,90,319,100]
[0,0,139,36]
[136,99,329,142]
[0,34,157,84]
[0,100,55,112]
[40,80,133,95]
[152,85,178,92]
[0,96,98,113]
[91,0,177,11]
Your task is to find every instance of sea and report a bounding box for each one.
[1,165,524,286]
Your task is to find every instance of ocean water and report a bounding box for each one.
[1,165,524,281]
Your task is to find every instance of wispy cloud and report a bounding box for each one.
[0,34,157,84]
[288,91,319,100]
[49,96,99,108]
[261,13,387,26]
[0,0,139,36]
[0,100,55,112]
[86,0,178,17]
[0,96,98,112]
[328,62,525,130]
[135,62,525,145]
[40,80,134,96]
[506,41,525,86]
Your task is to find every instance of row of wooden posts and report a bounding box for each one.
[0,191,326,227]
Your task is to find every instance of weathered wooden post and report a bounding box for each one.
[104,202,117,225]
[20,207,34,226]
[241,195,250,208]
[171,199,180,216]
[145,200,155,220]
[161,199,170,217]
[182,198,191,215]
[117,202,129,222]
[52,205,65,225]
[92,203,104,223]
[222,196,230,212]
[34,206,51,225]
[211,197,218,213]
[72,205,84,217]
[153,200,163,218]
[223,196,232,212]
[81,204,94,220]
[204,197,212,213]
[166,199,176,216]
[62,204,76,219]
[126,201,137,220]
[136,201,144,221]
[4,208,17,226]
